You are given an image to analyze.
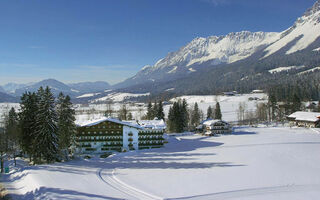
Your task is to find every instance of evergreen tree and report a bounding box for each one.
[292,94,301,112]
[207,106,213,119]
[5,108,19,166]
[152,101,158,119]
[156,101,165,120]
[215,102,222,120]
[181,99,189,131]
[146,102,153,120]
[191,103,200,127]
[268,94,277,121]
[57,93,76,157]
[19,92,38,162]
[35,86,59,163]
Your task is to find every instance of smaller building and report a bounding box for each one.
[202,120,232,136]
[287,111,320,128]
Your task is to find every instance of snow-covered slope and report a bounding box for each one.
[116,1,320,91]
[91,92,150,103]
[123,31,279,84]
[5,127,320,199]
[264,0,320,57]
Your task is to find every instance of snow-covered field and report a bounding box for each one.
[0,93,267,126]
[2,127,320,200]
[167,93,267,122]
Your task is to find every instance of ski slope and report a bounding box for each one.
[2,126,320,200]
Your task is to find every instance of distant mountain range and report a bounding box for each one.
[0,79,111,103]
[114,0,320,96]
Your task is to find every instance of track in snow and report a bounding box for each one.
[169,184,320,200]
[97,168,163,200]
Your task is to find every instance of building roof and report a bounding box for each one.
[125,119,166,130]
[76,117,144,129]
[288,111,320,122]
[203,119,229,126]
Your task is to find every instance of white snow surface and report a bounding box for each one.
[76,93,101,98]
[3,127,320,199]
[167,93,268,122]
[288,111,320,122]
[313,47,320,51]
[91,92,150,103]
[167,66,178,74]
[298,66,320,75]
[268,66,304,73]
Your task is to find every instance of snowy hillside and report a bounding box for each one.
[115,0,320,92]
[118,31,280,88]
[90,92,150,103]
[3,127,320,199]
[264,0,320,57]
[167,93,268,122]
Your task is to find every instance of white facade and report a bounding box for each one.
[123,125,139,150]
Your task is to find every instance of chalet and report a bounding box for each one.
[202,119,232,136]
[287,111,320,128]
[76,118,164,153]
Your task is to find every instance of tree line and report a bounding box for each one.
[166,99,222,133]
[0,86,76,172]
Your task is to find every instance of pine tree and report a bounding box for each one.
[146,102,153,120]
[57,93,76,158]
[181,99,189,131]
[35,86,59,163]
[167,100,189,133]
[215,102,222,120]
[152,101,158,119]
[268,94,277,121]
[207,106,213,119]
[191,103,200,126]
[5,108,19,166]
[292,94,301,112]
[156,101,165,120]
[19,92,38,162]
[167,106,175,132]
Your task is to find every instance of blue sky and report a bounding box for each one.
[0,0,316,85]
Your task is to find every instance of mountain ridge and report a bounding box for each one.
[115,0,320,92]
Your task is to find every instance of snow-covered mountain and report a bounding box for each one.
[264,0,320,57]
[2,83,29,94]
[14,79,77,97]
[68,81,110,94]
[116,0,320,89]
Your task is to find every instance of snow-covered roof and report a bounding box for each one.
[76,117,143,129]
[203,119,229,126]
[288,111,320,122]
[125,119,166,130]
